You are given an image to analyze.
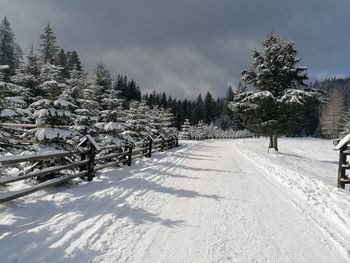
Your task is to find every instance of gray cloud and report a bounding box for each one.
[1,0,350,98]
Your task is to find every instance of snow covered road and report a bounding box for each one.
[0,139,349,262]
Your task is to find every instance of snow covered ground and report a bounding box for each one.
[0,138,349,262]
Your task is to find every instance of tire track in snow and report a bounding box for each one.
[233,138,350,260]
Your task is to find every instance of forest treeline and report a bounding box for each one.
[1,16,350,142]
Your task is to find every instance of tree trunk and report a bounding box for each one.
[273,134,278,151]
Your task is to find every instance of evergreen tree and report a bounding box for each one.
[174,100,185,129]
[93,61,112,105]
[122,100,151,144]
[148,106,175,139]
[0,17,22,81]
[67,50,82,71]
[126,79,141,101]
[55,49,70,79]
[203,92,216,124]
[95,80,126,146]
[226,86,234,102]
[179,119,191,139]
[74,73,100,136]
[30,63,76,145]
[236,81,247,94]
[39,23,59,64]
[190,94,203,124]
[11,46,41,100]
[231,32,320,151]
[0,67,30,151]
[160,92,167,107]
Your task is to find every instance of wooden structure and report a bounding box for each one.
[0,136,178,203]
[334,134,350,189]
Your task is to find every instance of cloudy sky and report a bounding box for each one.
[1,0,350,98]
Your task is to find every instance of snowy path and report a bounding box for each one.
[0,140,349,262]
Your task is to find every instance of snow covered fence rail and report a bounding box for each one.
[0,136,179,203]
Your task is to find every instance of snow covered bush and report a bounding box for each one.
[179,119,251,140]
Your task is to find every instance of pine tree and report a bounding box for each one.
[179,119,191,139]
[11,46,41,100]
[190,94,202,124]
[67,50,82,71]
[226,86,234,102]
[148,106,174,139]
[95,80,126,146]
[74,73,100,136]
[30,63,76,145]
[203,92,216,124]
[160,92,167,107]
[93,61,112,106]
[126,79,141,101]
[122,100,151,144]
[236,81,247,94]
[231,32,321,151]
[0,65,30,152]
[0,17,22,81]
[55,49,70,79]
[39,23,59,64]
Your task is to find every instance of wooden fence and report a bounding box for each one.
[0,136,179,203]
[180,135,253,141]
[334,134,350,189]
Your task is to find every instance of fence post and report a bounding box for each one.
[143,141,147,155]
[79,148,87,180]
[78,137,97,181]
[87,144,96,181]
[147,139,152,157]
[161,139,165,151]
[338,144,347,189]
[126,145,132,166]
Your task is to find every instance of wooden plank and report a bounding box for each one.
[94,159,126,172]
[0,171,88,203]
[99,144,122,151]
[0,150,81,167]
[94,151,128,162]
[132,147,148,154]
[335,133,350,150]
[0,160,89,185]
[132,153,148,159]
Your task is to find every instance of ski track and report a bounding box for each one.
[0,139,349,262]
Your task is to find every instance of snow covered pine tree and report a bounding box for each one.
[179,119,192,140]
[230,32,321,151]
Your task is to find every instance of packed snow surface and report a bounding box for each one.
[0,138,349,262]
